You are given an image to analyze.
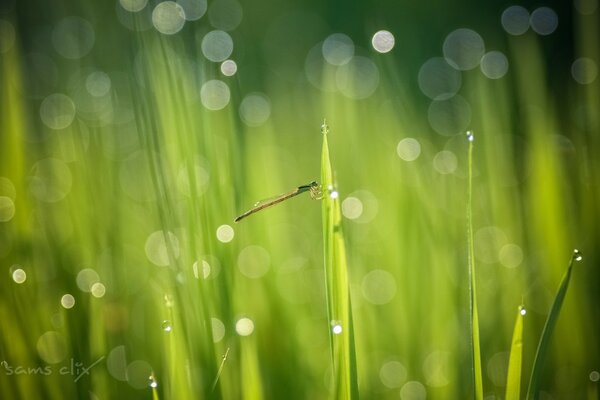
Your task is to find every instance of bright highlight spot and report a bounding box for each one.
[152,1,186,35]
[372,30,395,53]
[331,322,343,335]
[239,93,271,127]
[571,58,597,84]
[322,33,354,66]
[11,268,27,284]
[200,80,230,110]
[91,282,106,298]
[341,197,363,219]
[235,317,254,336]
[480,51,509,79]
[220,59,237,76]
[501,6,530,36]
[216,224,234,243]
[397,138,421,161]
[530,7,558,36]
[361,269,397,305]
[144,230,180,267]
[61,294,75,309]
[443,28,485,70]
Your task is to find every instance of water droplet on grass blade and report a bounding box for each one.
[519,305,527,315]
[162,320,172,332]
[148,373,158,387]
[466,130,474,142]
[573,249,583,262]
[331,321,343,335]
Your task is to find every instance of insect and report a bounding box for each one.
[234,181,322,222]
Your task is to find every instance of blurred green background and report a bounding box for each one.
[1,0,599,399]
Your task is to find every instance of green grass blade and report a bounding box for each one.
[526,249,581,400]
[466,131,484,400]
[320,121,359,399]
[506,305,526,400]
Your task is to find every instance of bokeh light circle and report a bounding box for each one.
[152,1,186,35]
[341,197,363,220]
[361,269,397,305]
[119,0,148,12]
[239,93,271,127]
[372,30,395,53]
[216,224,234,242]
[220,59,237,76]
[200,80,230,110]
[379,360,407,388]
[418,57,462,100]
[40,93,76,130]
[336,56,379,99]
[238,245,270,278]
[427,95,471,136]
[530,7,558,36]
[52,16,95,59]
[201,30,233,62]
[397,138,421,161]
[29,158,73,203]
[443,28,485,70]
[400,381,427,400]
[177,0,207,21]
[322,33,354,66]
[235,317,254,336]
[433,150,458,174]
[0,196,15,222]
[501,6,530,36]
[480,51,509,79]
[571,57,598,84]
[208,0,243,31]
[144,230,180,267]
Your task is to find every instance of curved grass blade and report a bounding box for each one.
[320,121,359,399]
[466,131,484,400]
[506,305,526,400]
[526,249,582,400]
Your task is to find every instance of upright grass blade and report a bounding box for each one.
[506,305,526,400]
[526,249,582,400]
[466,131,484,400]
[320,121,359,399]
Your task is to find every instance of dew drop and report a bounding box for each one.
[331,321,343,335]
[148,373,158,388]
[161,320,172,332]
[466,130,474,142]
[519,305,527,316]
[573,249,583,262]
[164,294,174,307]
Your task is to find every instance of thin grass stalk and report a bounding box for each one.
[526,249,581,400]
[320,121,359,399]
[466,131,484,400]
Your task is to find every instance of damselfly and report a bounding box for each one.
[234,181,322,222]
